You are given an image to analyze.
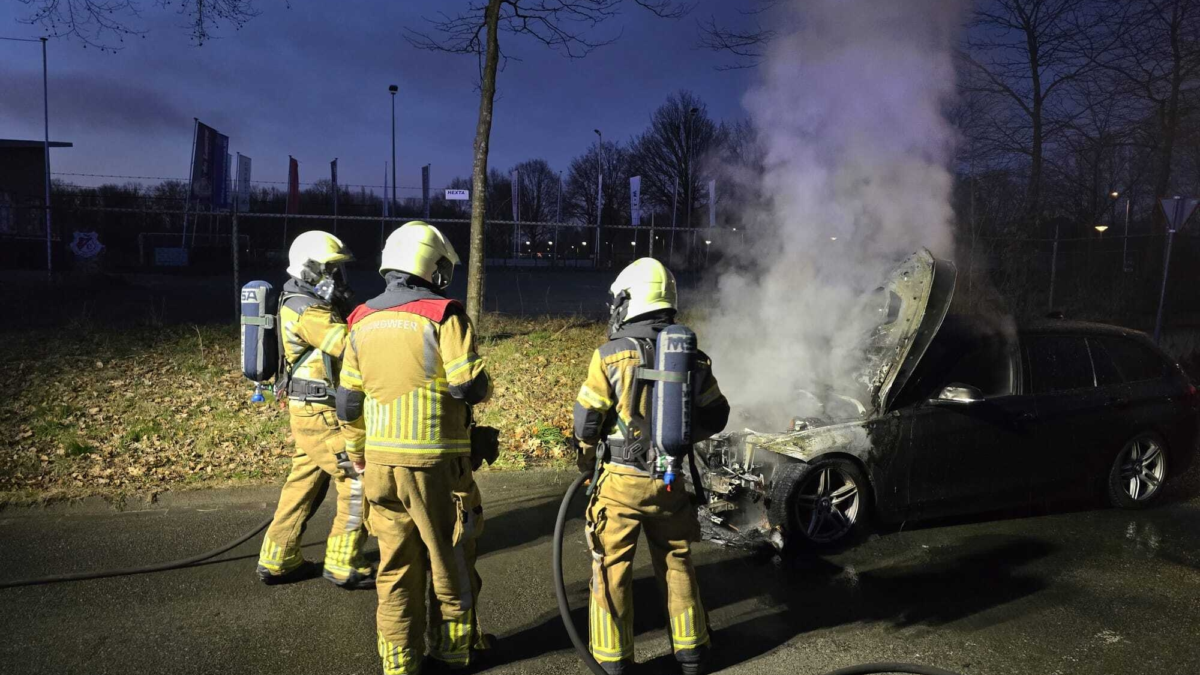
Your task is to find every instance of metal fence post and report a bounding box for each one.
[232,210,240,322]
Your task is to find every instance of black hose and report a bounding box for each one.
[0,514,272,590]
[552,472,965,675]
[821,664,966,675]
[553,472,609,675]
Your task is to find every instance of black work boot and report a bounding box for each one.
[596,658,633,675]
[425,633,498,673]
[676,644,709,675]
[256,560,316,586]
[323,566,376,590]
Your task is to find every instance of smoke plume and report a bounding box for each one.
[702,0,966,429]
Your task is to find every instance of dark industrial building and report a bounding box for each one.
[0,139,72,268]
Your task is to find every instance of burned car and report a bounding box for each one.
[695,249,1199,550]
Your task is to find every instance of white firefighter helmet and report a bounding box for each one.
[380,221,460,289]
[286,231,354,283]
[609,257,677,325]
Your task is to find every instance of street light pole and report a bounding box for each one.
[389,84,398,215]
[685,108,697,230]
[41,37,51,280]
[1122,196,1132,273]
[594,129,602,265]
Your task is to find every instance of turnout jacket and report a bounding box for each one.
[280,279,348,410]
[337,274,491,468]
[573,313,730,473]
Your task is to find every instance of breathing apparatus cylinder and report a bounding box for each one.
[239,280,279,403]
[647,324,696,490]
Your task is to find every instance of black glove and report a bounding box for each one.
[470,425,501,471]
[573,437,597,475]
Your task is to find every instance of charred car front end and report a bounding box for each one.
[694,249,1199,551]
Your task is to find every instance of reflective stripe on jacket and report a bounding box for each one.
[339,299,491,467]
[280,291,347,410]
[573,329,729,463]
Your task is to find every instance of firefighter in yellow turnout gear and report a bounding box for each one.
[337,222,493,675]
[574,258,730,675]
[257,231,376,589]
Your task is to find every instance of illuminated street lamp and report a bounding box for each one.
[1095,224,1109,234]
[389,84,398,211]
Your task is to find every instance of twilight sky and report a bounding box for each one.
[0,1,754,200]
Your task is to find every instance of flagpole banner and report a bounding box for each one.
[218,149,231,209]
[630,176,642,226]
[511,169,520,222]
[286,157,300,215]
[190,122,229,206]
[708,179,716,227]
[236,154,252,211]
[422,165,431,219]
[331,158,339,216]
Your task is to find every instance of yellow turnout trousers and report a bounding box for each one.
[586,463,709,664]
[366,456,487,675]
[258,406,372,581]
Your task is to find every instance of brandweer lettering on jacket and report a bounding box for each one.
[355,319,423,335]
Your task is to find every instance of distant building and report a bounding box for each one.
[0,139,72,237]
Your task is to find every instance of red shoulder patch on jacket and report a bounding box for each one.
[348,299,461,328]
[395,299,460,323]
[347,304,376,329]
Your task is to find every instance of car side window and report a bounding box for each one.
[1087,338,1124,387]
[941,343,1014,398]
[1095,337,1168,382]
[1026,335,1094,394]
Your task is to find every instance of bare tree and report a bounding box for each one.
[628,91,720,228]
[17,0,265,49]
[1091,0,1200,221]
[513,158,560,224]
[959,0,1104,223]
[405,0,691,325]
[564,140,631,225]
[696,1,780,70]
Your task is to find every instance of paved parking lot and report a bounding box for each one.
[2,469,1198,675]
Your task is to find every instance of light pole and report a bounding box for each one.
[41,37,51,280]
[685,107,698,230]
[1114,191,1133,273]
[389,84,398,215]
[594,129,602,265]
[3,35,55,277]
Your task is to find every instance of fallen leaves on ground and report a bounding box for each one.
[0,315,604,504]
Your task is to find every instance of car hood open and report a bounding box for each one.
[856,248,958,416]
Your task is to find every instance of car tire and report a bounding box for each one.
[768,458,872,550]
[1106,432,1168,510]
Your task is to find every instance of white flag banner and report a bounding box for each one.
[630,176,642,226]
[511,170,520,221]
[708,179,716,227]
[236,154,252,211]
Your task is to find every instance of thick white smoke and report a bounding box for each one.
[703,0,966,429]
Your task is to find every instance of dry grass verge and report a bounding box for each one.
[0,315,605,505]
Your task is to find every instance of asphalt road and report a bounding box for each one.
[1,470,1198,675]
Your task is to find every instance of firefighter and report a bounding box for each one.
[574,258,730,675]
[257,230,376,590]
[337,222,493,675]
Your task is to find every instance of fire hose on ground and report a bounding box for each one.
[0,515,273,590]
[552,472,967,675]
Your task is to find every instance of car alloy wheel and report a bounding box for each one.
[792,465,860,544]
[1118,436,1166,503]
